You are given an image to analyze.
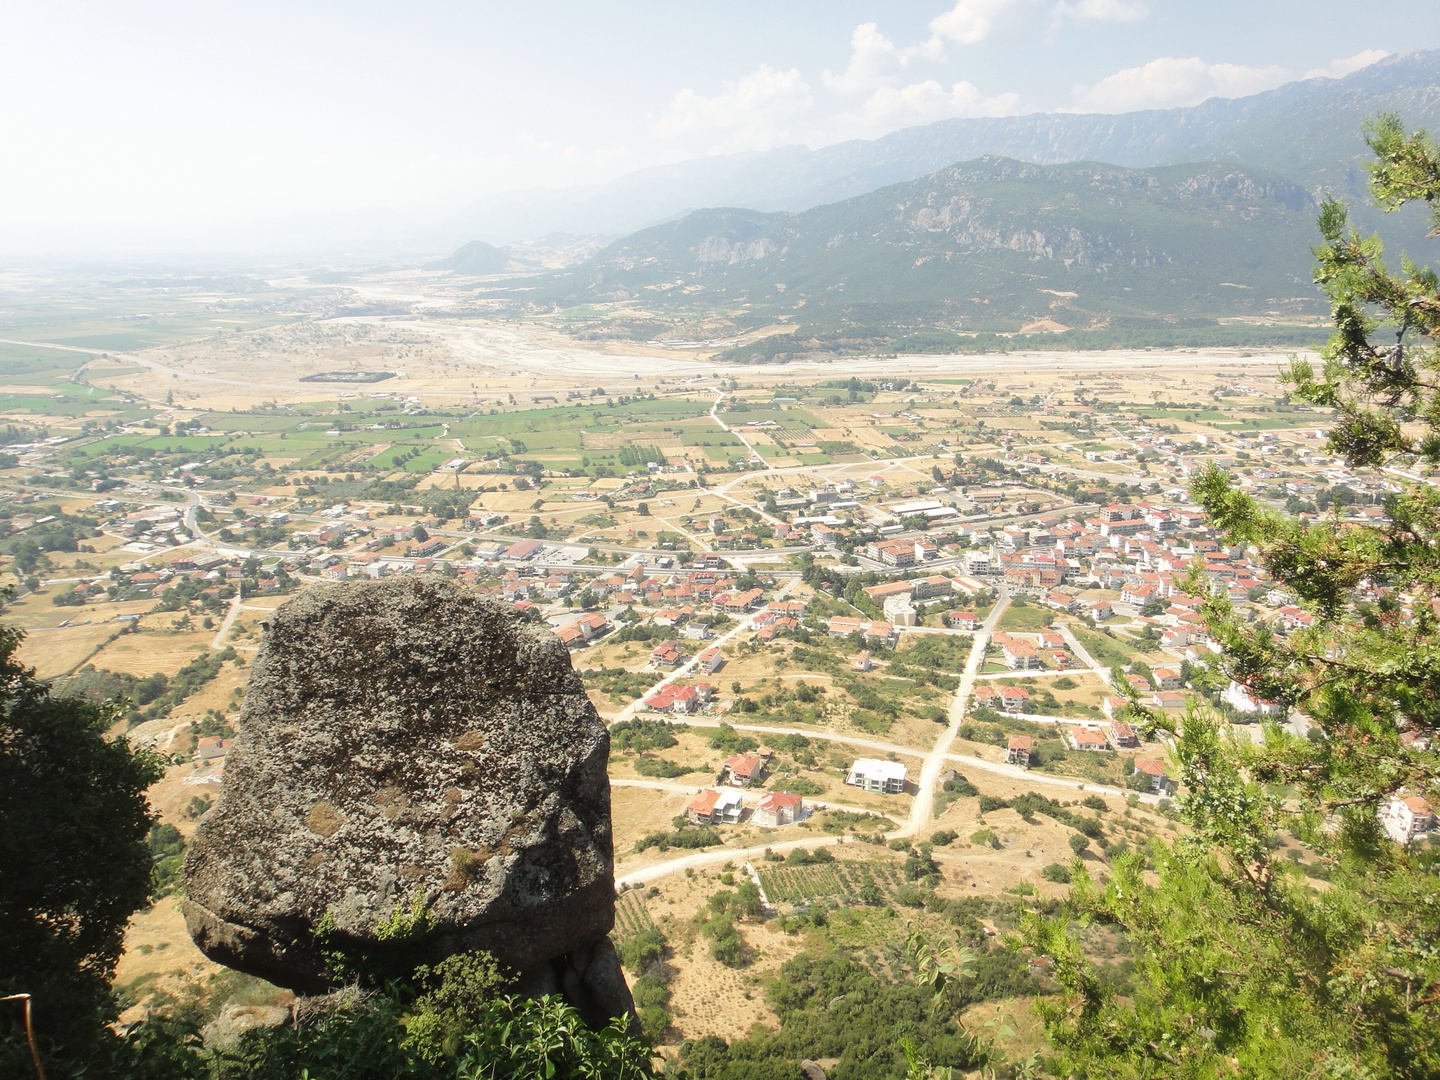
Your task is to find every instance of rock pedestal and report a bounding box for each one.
[182,577,632,1024]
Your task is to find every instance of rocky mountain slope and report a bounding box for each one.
[527,157,1325,330]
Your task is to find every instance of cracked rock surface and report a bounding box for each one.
[183,577,630,1023]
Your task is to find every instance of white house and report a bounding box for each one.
[1380,795,1435,844]
[1221,680,1284,717]
[696,646,726,674]
[1132,757,1171,794]
[687,787,745,825]
[845,758,908,794]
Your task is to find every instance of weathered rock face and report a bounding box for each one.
[183,577,631,1023]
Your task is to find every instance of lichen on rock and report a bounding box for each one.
[182,576,632,1025]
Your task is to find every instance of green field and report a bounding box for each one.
[757,859,908,906]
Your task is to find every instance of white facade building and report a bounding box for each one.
[845,758,908,794]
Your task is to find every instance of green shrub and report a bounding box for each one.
[631,975,671,1009]
[1041,863,1073,884]
[710,930,744,966]
[634,827,721,853]
[147,823,186,897]
[618,929,667,973]
[780,776,825,796]
[931,829,959,846]
[894,884,927,908]
[943,775,980,797]
[633,756,692,778]
[637,1004,672,1042]
[708,724,759,753]
[786,846,835,865]
[404,950,512,1062]
[734,881,764,919]
[609,718,682,752]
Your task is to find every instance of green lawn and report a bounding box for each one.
[997,602,1057,632]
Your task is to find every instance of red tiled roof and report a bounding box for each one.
[688,789,720,815]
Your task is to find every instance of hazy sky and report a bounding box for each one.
[2,0,1436,249]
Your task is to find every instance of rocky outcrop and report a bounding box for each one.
[182,577,632,1024]
[201,1004,293,1050]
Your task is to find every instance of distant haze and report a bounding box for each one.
[0,1,1436,260]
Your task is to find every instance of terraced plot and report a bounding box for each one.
[757,859,908,906]
[614,889,657,940]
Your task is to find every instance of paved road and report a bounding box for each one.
[709,389,776,475]
[210,591,244,650]
[1057,623,1113,686]
[902,588,1011,838]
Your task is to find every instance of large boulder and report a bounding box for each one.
[182,577,631,1025]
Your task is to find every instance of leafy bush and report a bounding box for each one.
[734,881,764,919]
[971,829,999,849]
[618,929,667,974]
[404,951,512,1062]
[708,723,759,753]
[610,718,683,753]
[148,823,186,897]
[634,827,721,853]
[893,884,927,908]
[679,944,1028,1079]
[780,776,825,796]
[931,829,959,846]
[633,756,693,778]
[1042,863,1073,884]
[630,974,671,1009]
[784,846,835,866]
[709,930,743,965]
[943,775,979,797]
[637,1004,672,1042]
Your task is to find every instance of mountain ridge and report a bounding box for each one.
[450,50,1440,247]
[509,156,1329,335]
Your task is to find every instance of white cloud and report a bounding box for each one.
[931,0,1142,44]
[1053,0,1147,23]
[650,65,814,152]
[823,22,945,95]
[1071,56,1289,113]
[1305,49,1390,80]
[846,79,1024,137]
[929,0,1027,46]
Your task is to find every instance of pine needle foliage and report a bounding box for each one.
[1024,115,1440,1079]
